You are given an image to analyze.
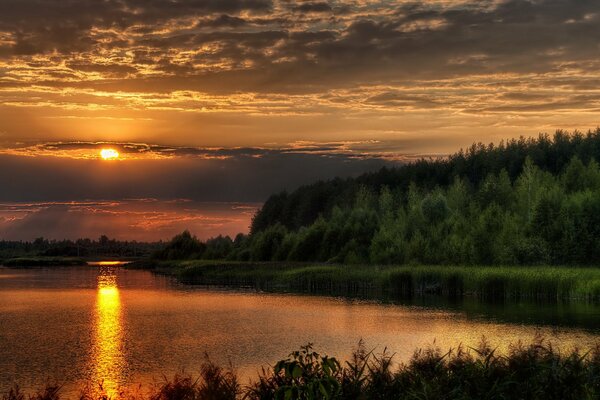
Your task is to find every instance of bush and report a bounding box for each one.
[246,344,341,400]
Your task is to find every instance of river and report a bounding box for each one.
[1,264,600,397]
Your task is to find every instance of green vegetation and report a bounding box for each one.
[0,235,162,260]
[11,130,600,268]
[6,338,600,400]
[132,260,600,302]
[247,129,600,265]
[153,129,600,266]
[1,257,87,267]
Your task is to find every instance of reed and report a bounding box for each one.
[133,260,600,302]
[5,337,600,400]
[2,257,87,267]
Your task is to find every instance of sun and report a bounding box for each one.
[100,148,120,160]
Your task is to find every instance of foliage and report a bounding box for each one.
[7,339,600,400]
[250,129,600,230]
[247,344,341,400]
[232,129,600,265]
[2,257,87,267]
[153,231,206,260]
[0,236,162,260]
[142,260,600,302]
[152,129,600,266]
[149,359,239,400]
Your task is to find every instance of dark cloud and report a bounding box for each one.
[292,2,332,13]
[204,14,249,28]
[0,147,392,202]
[17,140,399,160]
[0,0,273,55]
[2,0,599,92]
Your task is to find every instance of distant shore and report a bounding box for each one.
[0,257,88,267]
[128,260,600,302]
[0,256,139,267]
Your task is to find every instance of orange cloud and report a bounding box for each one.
[0,0,598,153]
[0,199,260,241]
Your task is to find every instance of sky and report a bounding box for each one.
[0,0,599,240]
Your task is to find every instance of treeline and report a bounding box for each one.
[246,155,600,265]
[251,129,600,233]
[156,129,600,265]
[0,235,162,259]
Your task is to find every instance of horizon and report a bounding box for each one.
[4,1,600,398]
[2,128,599,243]
[2,0,600,240]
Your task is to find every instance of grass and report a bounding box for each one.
[129,260,600,302]
[1,257,88,267]
[5,337,600,399]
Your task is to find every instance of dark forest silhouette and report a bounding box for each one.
[0,235,162,260]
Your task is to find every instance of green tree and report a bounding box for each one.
[154,231,205,260]
[250,223,287,261]
[563,156,587,193]
[421,191,450,224]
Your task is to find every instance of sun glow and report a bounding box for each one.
[100,148,120,160]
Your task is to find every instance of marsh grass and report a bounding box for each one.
[2,257,87,267]
[148,361,238,400]
[2,384,61,400]
[6,338,600,399]
[134,260,600,302]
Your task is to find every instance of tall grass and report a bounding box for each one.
[383,265,600,301]
[2,257,87,267]
[2,359,238,400]
[135,260,600,302]
[5,338,600,399]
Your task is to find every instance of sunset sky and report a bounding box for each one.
[1,0,599,240]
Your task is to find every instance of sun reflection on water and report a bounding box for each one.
[92,266,125,397]
[98,261,125,266]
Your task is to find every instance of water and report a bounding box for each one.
[2,265,600,398]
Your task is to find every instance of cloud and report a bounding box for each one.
[0,142,393,203]
[204,14,250,28]
[0,199,260,241]
[0,139,409,160]
[2,0,599,87]
[1,0,600,205]
[292,2,332,13]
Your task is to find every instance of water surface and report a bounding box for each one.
[1,265,600,397]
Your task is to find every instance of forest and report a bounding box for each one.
[0,236,162,260]
[155,129,600,266]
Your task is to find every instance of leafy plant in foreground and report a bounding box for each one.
[247,344,341,400]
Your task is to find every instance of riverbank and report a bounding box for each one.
[4,338,600,400]
[0,257,88,267]
[0,256,143,268]
[129,260,600,302]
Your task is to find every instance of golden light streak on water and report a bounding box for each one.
[92,267,125,397]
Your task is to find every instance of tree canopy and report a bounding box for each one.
[162,129,600,265]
